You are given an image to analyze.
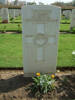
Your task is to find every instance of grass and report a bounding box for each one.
[0,23,22,31]
[0,16,22,23]
[0,34,75,68]
[61,19,70,23]
[10,16,22,23]
[0,16,72,32]
[0,34,22,68]
[58,34,75,67]
[0,23,71,32]
[60,24,70,31]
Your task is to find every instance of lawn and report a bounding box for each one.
[0,34,22,68]
[58,34,75,67]
[10,16,22,23]
[0,16,72,32]
[60,24,70,31]
[0,23,71,32]
[0,23,22,31]
[61,19,70,23]
[0,16,22,23]
[0,34,75,68]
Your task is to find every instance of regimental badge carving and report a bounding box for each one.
[34,34,48,47]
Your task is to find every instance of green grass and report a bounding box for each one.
[0,23,71,32]
[57,34,75,67]
[0,34,22,68]
[61,19,70,23]
[0,34,75,68]
[0,16,21,23]
[0,16,71,32]
[0,16,70,23]
[10,16,22,23]
[0,16,72,32]
[0,23,22,31]
[60,24,70,31]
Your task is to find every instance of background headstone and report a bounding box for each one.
[70,9,75,29]
[9,9,15,19]
[22,5,61,76]
[15,9,20,17]
[63,10,71,19]
[1,8,9,23]
[0,8,2,17]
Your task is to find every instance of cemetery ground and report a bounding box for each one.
[0,23,73,32]
[0,34,75,100]
[0,16,75,99]
[0,16,75,33]
[0,70,75,100]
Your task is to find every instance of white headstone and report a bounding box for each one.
[0,0,7,5]
[1,8,9,23]
[0,9,2,17]
[9,9,15,19]
[70,9,75,28]
[15,9,20,17]
[8,9,11,17]
[10,9,15,19]
[63,10,71,19]
[22,5,61,76]
[18,9,21,16]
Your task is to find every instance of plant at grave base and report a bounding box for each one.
[10,18,14,23]
[17,24,21,33]
[30,73,55,97]
[71,27,75,33]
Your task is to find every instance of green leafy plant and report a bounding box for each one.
[71,27,75,33]
[30,73,55,97]
[10,18,15,23]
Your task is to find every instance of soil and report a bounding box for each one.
[0,70,75,100]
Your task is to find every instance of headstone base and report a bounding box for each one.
[24,72,55,77]
[2,20,9,23]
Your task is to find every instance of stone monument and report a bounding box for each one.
[70,9,75,29]
[10,9,15,19]
[63,10,71,19]
[1,8,9,23]
[22,5,61,76]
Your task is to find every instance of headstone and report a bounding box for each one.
[15,9,20,17]
[1,8,9,23]
[8,9,11,17]
[18,9,21,16]
[10,9,15,19]
[0,0,7,5]
[0,9,2,17]
[9,9,15,19]
[22,5,61,76]
[9,9,12,17]
[63,10,71,19]
[70,9,75,29]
